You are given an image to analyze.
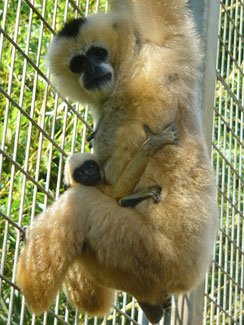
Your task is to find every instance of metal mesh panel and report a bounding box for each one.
[0,1,141,324]
[0,0,243,324]
[203,1,244,324]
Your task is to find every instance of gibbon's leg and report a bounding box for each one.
[16,189,85,315]
[75,185,174,322]
[102,122,178,199]
[71,186,171,303]
[120,185,162,207]
[64,260,114,316]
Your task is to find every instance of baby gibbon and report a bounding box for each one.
[16,0,217,323]
[65,122,177,207]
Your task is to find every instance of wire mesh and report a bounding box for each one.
[0,0,243,324]
[0,1,139,324]
[203,1,244,324]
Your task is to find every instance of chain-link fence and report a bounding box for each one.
[204,1,243,324]
[0,1,243,324]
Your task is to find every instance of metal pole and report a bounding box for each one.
[163,1,220,324]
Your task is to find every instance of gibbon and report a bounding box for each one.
[65,122,177,207]
[16,0,217,323]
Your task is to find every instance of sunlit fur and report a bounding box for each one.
[16,0,217,320]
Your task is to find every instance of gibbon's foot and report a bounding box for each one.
[161,122,178,145]
[119,185,162,207]
[138,301,165,324]
[144,122,178,148]
[138,295,172,324]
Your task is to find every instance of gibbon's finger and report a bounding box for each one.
[64,260,114,316]
[87,130,97,142]
[16,189,86,315]
[20,226,27,242]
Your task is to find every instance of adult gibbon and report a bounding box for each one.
[16,0,217,323]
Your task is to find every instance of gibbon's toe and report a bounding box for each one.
[163,295,172,310]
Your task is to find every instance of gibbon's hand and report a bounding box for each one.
[119,185,162,207]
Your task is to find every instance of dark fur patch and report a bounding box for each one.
[57,18,86,38]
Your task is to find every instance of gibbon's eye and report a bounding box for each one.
[69,54,86,74]
[86,46,108,62]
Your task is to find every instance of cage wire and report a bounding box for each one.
[203,1,244,324]
[0,0,243,324]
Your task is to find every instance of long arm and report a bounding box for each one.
[112,0,188,45]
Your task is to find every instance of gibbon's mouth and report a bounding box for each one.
[84,73,112,90]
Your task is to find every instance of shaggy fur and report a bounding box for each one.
[16,0,217,322]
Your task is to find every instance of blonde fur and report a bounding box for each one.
[16,0,217,320]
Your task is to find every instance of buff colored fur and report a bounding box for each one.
[16,0,217,319]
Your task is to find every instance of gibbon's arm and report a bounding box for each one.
[100,122,177,200]
[130,0,187,44]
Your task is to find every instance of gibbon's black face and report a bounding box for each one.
[73,159,101,186]
[69,46,111,90]
[57,19,114,92]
